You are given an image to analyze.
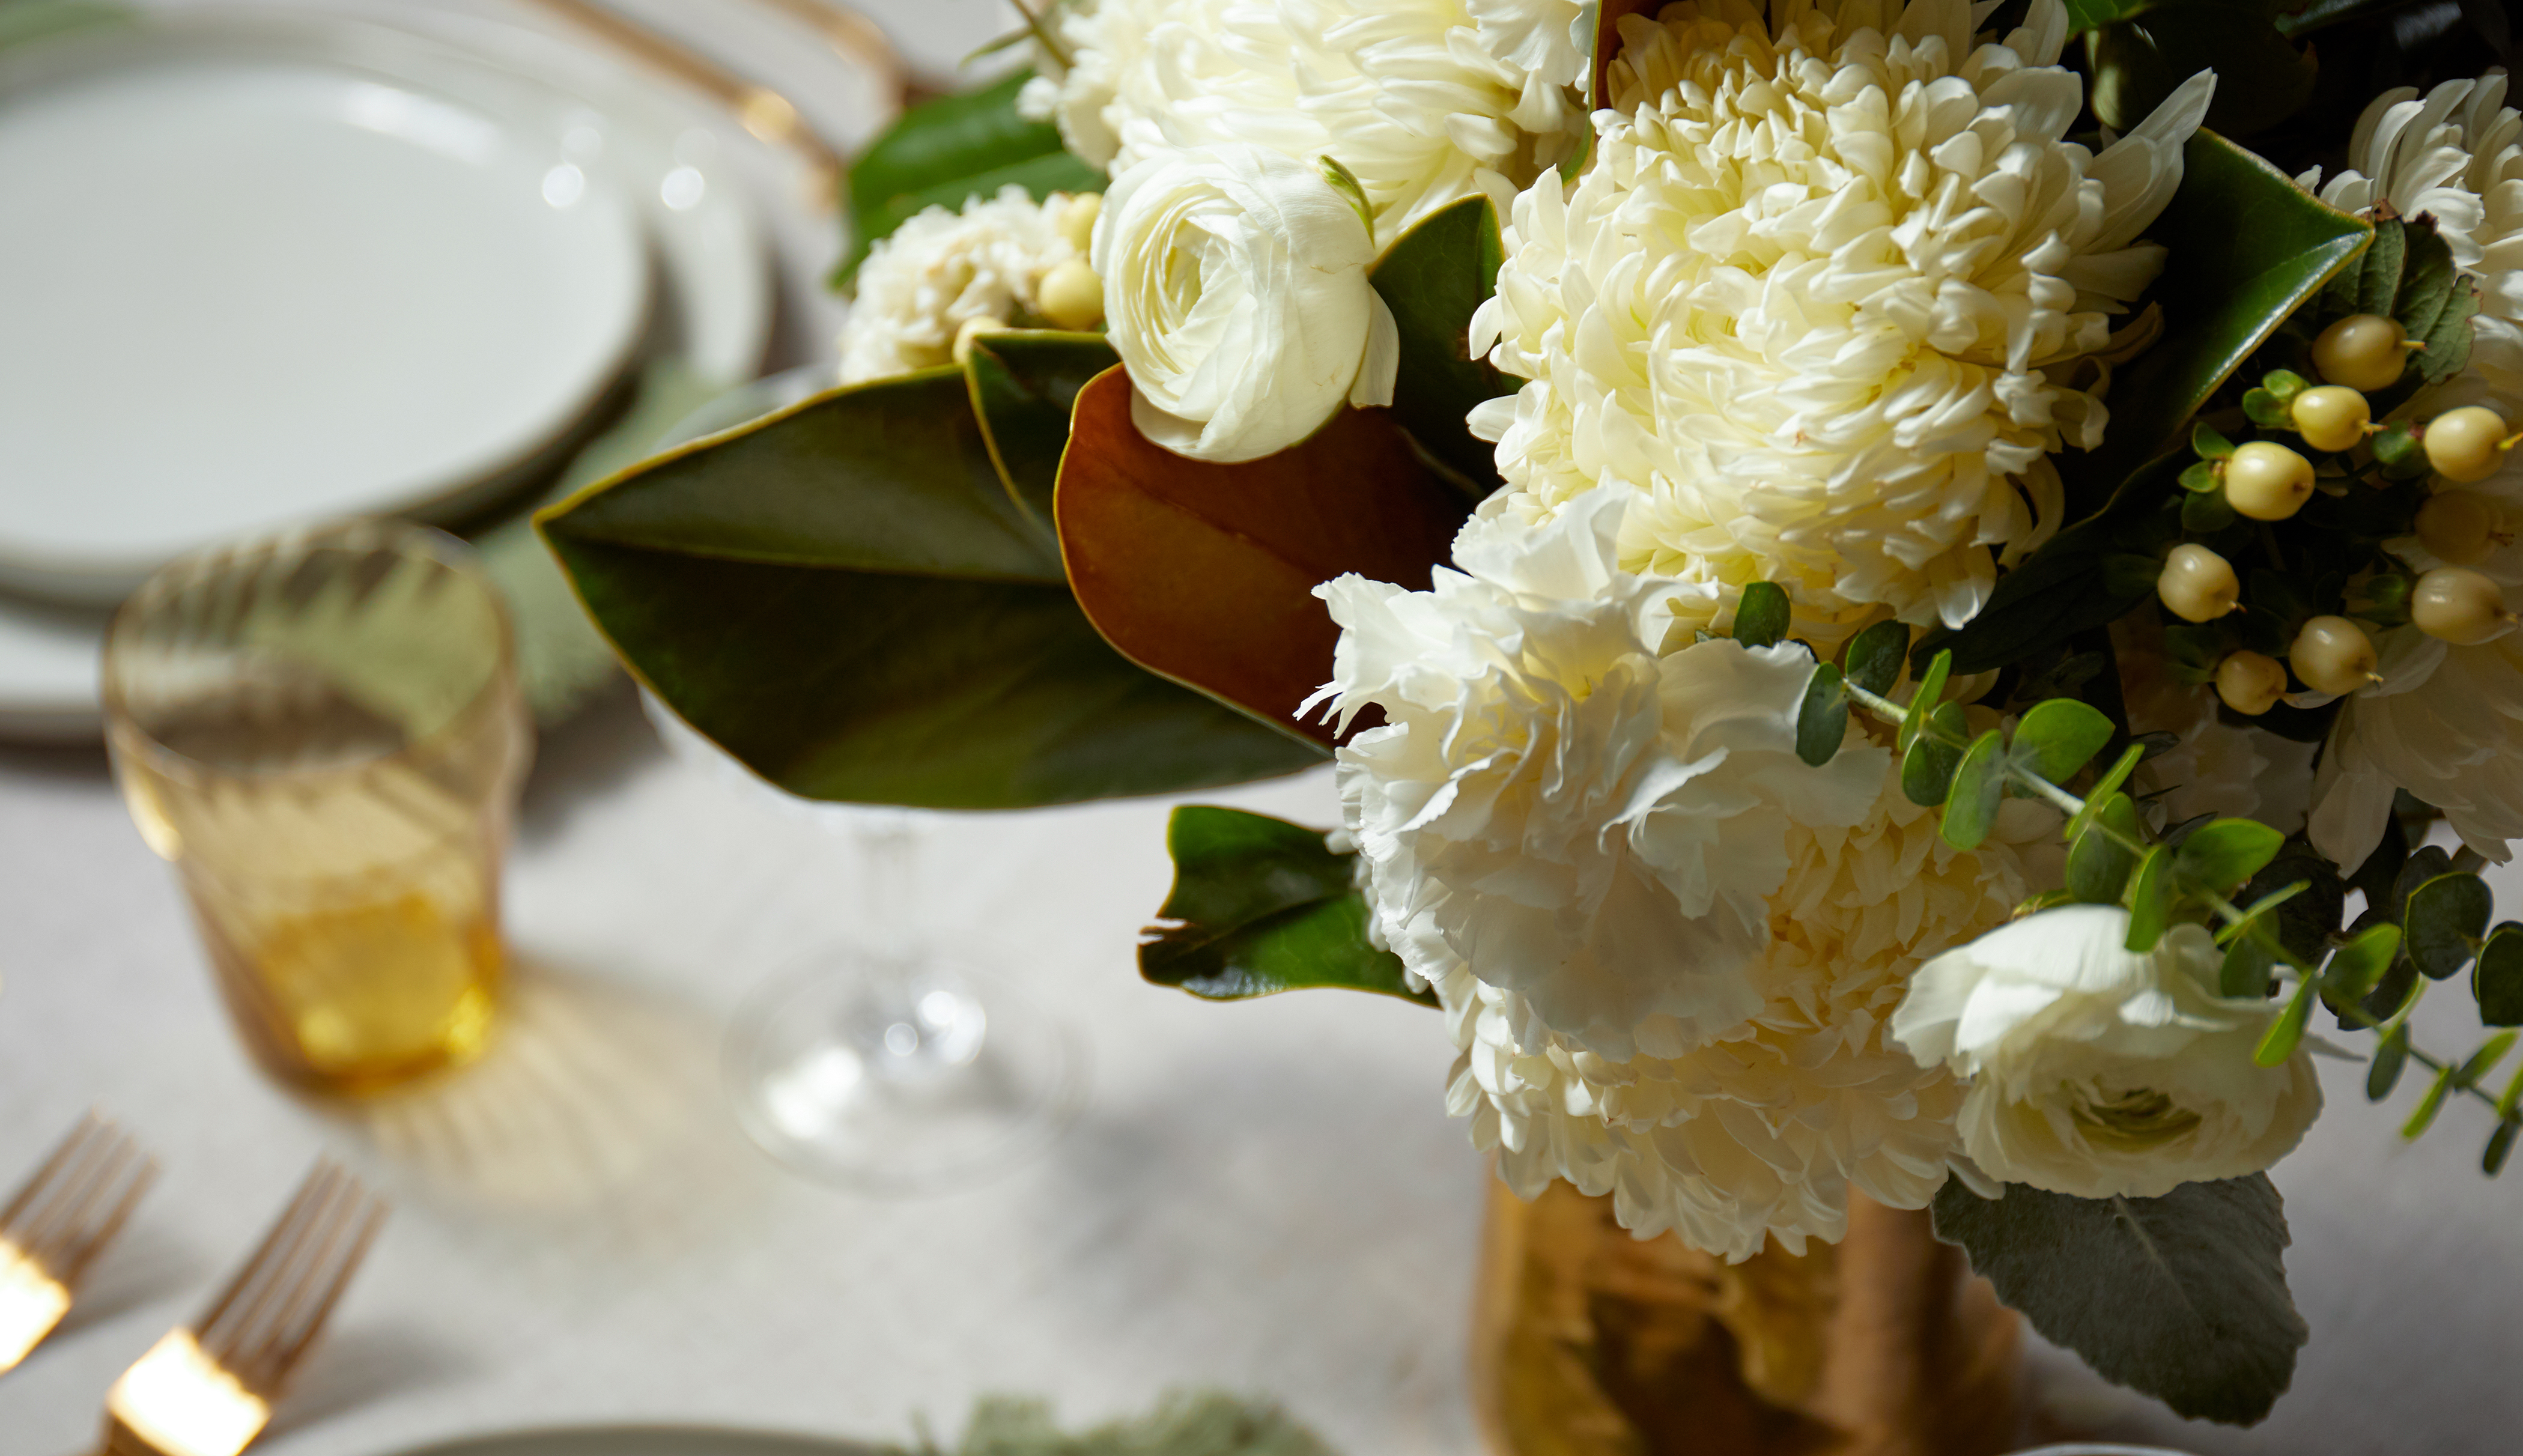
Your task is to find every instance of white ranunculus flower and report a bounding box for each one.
[1892,905,2323,1200]
[1024,0,1586,238]
[837,187,1098,384]
[1313,488,1888,1062]
[1469,0,2214,640]
[1096,145,1400,463]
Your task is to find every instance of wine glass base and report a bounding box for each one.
[724,951,1087,1194]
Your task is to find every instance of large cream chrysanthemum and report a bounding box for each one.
[837,187,1097,383]
[1020,0,1586,238]
[1443,765,2058,1258]
[1469,0,2212,639]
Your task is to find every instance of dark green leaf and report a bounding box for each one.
[2406,872,2494,980]
[2403,1064,2456,1138]
[1924,451,2179,675]
[2184,488,2239,533]
[2256,977,2318,1066]
[1842,619,1908,699]
[2175,819,2286,895]
[1941,729,2007,851]
[2487,1119,2519,1176]
[2068,793,2142,905]
[838,71,1104,288]
[1734,581,1791,648]
[539,370,1323,808]
[1899,650,1953,752]
[1368,196,1518,491]
[1930,1176,2305,1426]
[1902,702,1970,806]
[2127,843,2175,950]
[1797,663,1850,767]
[2323,923,2402,1004]
[1140,807,1434,1006]
[2476,923,2523,1027]
[2368,1022,2410,1100]
[2221,927,2274,998]
[2352,215,2409,321]
[2193,420,2236,458]
[2014,697,2116,783]
[964,330,1120,539]
[2089,9,2315,138]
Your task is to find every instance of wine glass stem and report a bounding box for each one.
[857,808,921,969]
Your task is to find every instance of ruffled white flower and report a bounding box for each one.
[1469,0,2214,639]
[837,187,1098,384]
[1893,906,2323,1199]
[1022,0,1586,238]
[2300,73,2523,389]
[1314,488,1887,1062]
[1440,763,2059,1259]
[1097,145,1399,461]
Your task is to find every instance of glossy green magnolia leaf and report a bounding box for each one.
[1842,619,1908,698]
[539,369,1322,808]
[2070,133,2371,503]
[2013,697,2116,783]
[2067,793,2142,906]
[1902,702,1970,806]
[2127,843,2175,951]
[1055,367,1469,748]
[2368,1022,2411,1100]
[2256,977,2319,1066]
[1941,729,2007,851]
[837,70,1104,288]
[1797,663,1848,767]
[2474,923,2523,1026]
[1734,581,1791,648]
[1931,1175,2306,1426]
[2175,819,2286,896]
[2406,872,2494,980]
[965,330,1119,537]
[1368,196,1517,491]
[1140,807,1433,1006]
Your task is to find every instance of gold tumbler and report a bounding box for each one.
[103,521,532,1094]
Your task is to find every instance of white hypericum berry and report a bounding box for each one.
[2291,386,2372,453]
[2292,615,2381,695]
[2158,543,2242,622]
[1036,258,1105,330]
[2426,405,2514,484]
[2411,566,2516,645]
[951,314,1004,366]
[2312,314,2411,393]
[2416,489,2506,565]
[2215,651,2289,715]
[1058,192,1101,253]
[2224,441,2318,521]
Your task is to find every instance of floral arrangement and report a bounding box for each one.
[540,0,2522,1427]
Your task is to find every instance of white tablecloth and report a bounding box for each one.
[4,4,2521,1453]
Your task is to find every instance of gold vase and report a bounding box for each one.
[1470,1178,2022,1456]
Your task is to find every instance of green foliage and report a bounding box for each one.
[2068,793,2141,905]
[2406,872,2494,980]
[2318,217,2479,399]
[1898,650,1953,752]
[1929,1175,2306,1426]
[2221,924,2274,998]
[2369,1022,2411,1100]
[1140,808,1434,1007]
[2322,923,2402,1007]
[1734,581,1791,649]
[1901,702,1969,805]
[1368,196,1519,491]
[2174,819,2285,896]
[884,1391,1341,1456]
[965,331,1121,541]
[2012,697,2116,783]
[2238,840,2342,961]
[2126,843,2175,951]
[538,370,1323,808]
[1918,454,2173,674]
[2087,2,2315,138]
[2065,742,2147,842]
[1796,663,1850,768]
[1941,730,2007,851]
[2476,924,2523,1027]
[1841,620,1909,697]
[2404,1064,2458,1138]
[2488,1120,2518,1175]
[837,71,1105,288]
[2256,977,2318,1066]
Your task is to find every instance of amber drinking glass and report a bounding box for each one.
[103,521,531,1094]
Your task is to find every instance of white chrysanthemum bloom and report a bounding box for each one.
[1438,763,2058,1258]
[1021,0,1587,238]
[1469,0,2215,640]
[837,187,1099,384]
[1313,488,1887,1062]
[2299,73,2523,389]
[1892,905,2323,1199]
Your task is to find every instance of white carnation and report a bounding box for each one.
[1096,145,1399,462]
[1440,763,2059,1259]
[1314,488,1887,1064]
[837,187,1098,384]
[1469,0,2213,639]
[1029,0,1586,238]
[1892,905,2323,1200]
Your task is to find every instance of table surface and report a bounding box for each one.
[4,5,2521,1454]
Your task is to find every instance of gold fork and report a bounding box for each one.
[100,1161,386,1456]
[0,1113,157,1375]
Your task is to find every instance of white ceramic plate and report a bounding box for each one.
[384,1428,878,1456]
[0,10,658,601]
[0,4,778,740]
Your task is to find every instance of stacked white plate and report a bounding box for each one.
[0,4,789,738]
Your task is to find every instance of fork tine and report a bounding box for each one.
[232,1188,384,1394]
[0,1112,103,1233]
[192,1161,339,1350]
[58,1153,159,1284]
[25,1131,136,1272]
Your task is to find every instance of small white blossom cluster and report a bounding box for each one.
[837,187,1099,384]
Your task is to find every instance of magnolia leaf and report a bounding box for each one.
[837,70,1104,287]
[2369,1022,2411,1100]
[1797,663,1849,766]
[1734,581,1791,648]
[965,330,1120,538]
[2256,977,2318,1065]
[1931,1175,2306,1426]
[2475,923,2523,1027]
[2127,843,2175,950]
[1140,807,1433,1006]
[1902,702,1969,806]
[1055,366,1469,748]
[1368,196,1517,491]
[2067,793,2140,905]
[539,369,1323,807]
[2175,819,2286,896]
[2014,697,2116,783]
[2406,872,2494,980]
[1941,729,2006,851]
